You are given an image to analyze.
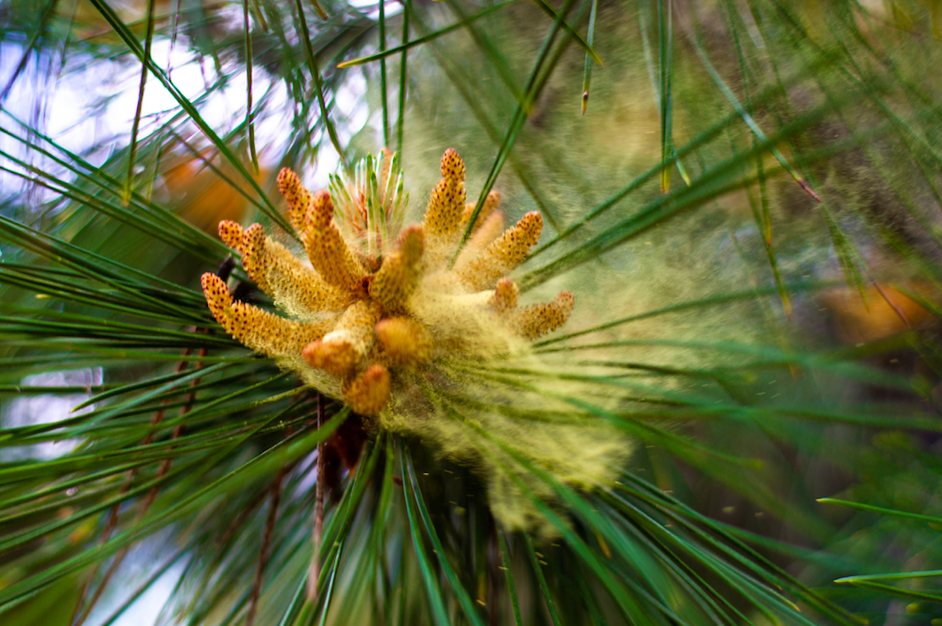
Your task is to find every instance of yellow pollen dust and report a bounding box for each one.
[201,149,574,417]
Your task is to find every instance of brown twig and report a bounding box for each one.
[488,523,500,626]
[70,351,193,626]
[72,347,206,626]
[72,258,231,623]
[306,393,327,602]
[216,455,307,547]
[246,462,287,626]
[873,281,913,329]
[216,393,317,549]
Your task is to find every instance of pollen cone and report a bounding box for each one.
[201,273,333,357]
[342,364,391,417]
[218,220,244,252]
[511,291,575,340]
[240,223,348,314]
[277,167,313,234]
[375,317,433,367]
[456,211,543,291]
[423,148,467,267]
[302,190,368,294]
[302,300,382,378]
[489,278,519,315]
[370,224,424,312]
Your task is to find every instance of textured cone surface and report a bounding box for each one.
[277,168,313,234]
[302,300,381,377]
[489,278,519,315]
[303,190,368,293]
[512,291,575,340]
[461,190,501,232]
[370,225,424,311]
[423,149,467,262]
[342,364,391,416]
[241,224,348,313]
[454,212,505,270]
[240,224,275,293]
[201,273,332,357]
[456,211,543,291]
[218,220,245,252]
[375,317,434,367]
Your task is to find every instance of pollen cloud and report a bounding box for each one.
[202,149,630,532]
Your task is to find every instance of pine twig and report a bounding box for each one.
[306,393,327,602]
[72,347,207,626]
[216,454,307,547]
[246,460,287,626]
[70,352,192,626]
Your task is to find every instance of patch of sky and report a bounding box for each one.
[0,31,374,202]
[0,367,103,461]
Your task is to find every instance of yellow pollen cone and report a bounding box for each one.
[277,167,313,234]
[201,273,332,357]
[302,300,381,377]
[342,364,391,416]
[241,223,348,314]
[302,190,368,294]
[424,148,468,243]
[303,336,360,378]
[218,220,244,252]
[375,317,434,367]
[489,278,519,315]
[456,211,543,291]
[370,224,424,311]
[511,291,575,340]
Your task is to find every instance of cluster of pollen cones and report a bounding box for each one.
[201,148,574,416]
